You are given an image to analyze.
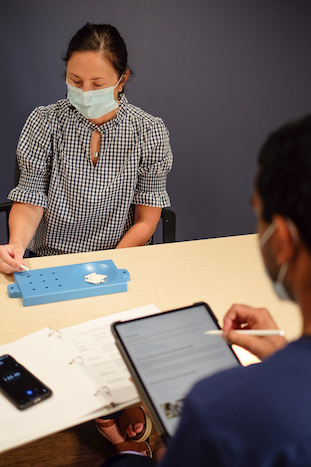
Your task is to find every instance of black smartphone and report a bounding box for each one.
[0,355,52,410]
[112,302,241,442]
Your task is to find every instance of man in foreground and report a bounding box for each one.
[102,116,311,466]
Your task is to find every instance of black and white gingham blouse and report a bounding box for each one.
[8,95,173,255]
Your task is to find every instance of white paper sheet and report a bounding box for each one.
[0,304,160,453]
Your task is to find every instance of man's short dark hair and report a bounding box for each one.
[256,115,311,251]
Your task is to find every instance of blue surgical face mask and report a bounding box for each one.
[66,75,123,120]
[259,222,292,301]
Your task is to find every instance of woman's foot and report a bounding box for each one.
[96,406,152,457]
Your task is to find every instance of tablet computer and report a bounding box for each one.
[111,302,241,441]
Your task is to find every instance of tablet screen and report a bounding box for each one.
[113,303,240,438]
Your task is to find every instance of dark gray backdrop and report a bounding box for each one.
[1,1,311,245]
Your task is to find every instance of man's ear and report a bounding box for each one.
[272,215,298,266]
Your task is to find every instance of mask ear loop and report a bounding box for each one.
[276,219,299,289]
[286,218,299,250]
[259,218,299,250]
[116,74,124,100]
[259,222,277,249]
[116,74,124,86]
[276,261,289,286]
[259,218,299,286]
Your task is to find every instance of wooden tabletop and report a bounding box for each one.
[0,234,302,347]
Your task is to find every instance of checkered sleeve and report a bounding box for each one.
[133,118,173,207]
[8,107,52,208]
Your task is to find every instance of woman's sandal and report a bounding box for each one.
[96,406,153,457]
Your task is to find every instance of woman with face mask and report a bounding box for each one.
[0,23,173,274]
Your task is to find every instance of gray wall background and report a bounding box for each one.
[1,1,311,245]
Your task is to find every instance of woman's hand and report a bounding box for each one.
[222,304,288,360]
[0,242,25,274]
[0,202,44,275]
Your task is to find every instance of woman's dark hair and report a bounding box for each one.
[64,23,130,92]
[256,115,311,251]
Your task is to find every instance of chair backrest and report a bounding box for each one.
[0,201,12,243]
[161,208,176,243]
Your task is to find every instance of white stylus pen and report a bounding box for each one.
[205,329,284,336]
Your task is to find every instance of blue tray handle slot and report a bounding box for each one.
[7,283,21,299]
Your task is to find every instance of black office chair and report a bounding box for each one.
[0,159,19,242]
[0,200,12,243]
[0,202,176,244]
[160,207,176,243]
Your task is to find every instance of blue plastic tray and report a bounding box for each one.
[7,260,130,307]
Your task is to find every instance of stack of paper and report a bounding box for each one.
[0,304,161,453]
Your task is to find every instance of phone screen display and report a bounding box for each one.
[0,355,52,410]
[112,303,240,439]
